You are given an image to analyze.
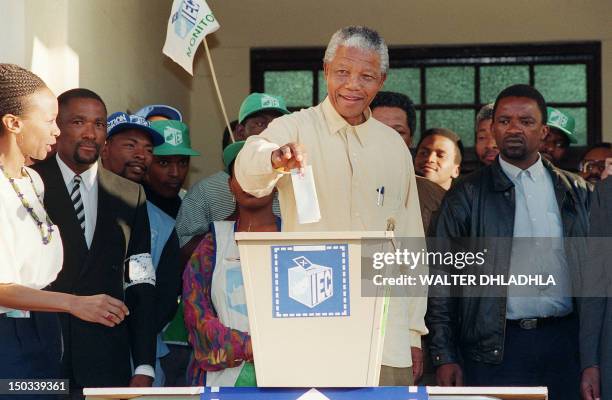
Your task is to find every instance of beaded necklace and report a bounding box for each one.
[0,163,54,245]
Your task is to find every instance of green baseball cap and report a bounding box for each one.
[547,107,577,144]
[150,120,201,156]
[223,141,245,173]
[238,93,290,124]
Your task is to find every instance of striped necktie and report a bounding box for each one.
[71,175,85,232]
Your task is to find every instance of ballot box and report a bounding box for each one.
[234,231,392,387]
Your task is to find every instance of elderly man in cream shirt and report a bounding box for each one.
[236,25,427,385]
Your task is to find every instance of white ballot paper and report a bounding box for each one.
[291,165,321,224]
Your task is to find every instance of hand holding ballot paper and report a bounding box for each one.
[271,142,307,172]
[270,142,320,224]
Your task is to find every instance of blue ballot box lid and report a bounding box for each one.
[200,386,429,400]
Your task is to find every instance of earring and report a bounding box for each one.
[232,194,236,203]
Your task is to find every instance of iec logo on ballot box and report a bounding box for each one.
[272,244,350,318]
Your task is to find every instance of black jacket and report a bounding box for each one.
[581,178,612,398]
[426,157,592,366]
[32,158,156,387]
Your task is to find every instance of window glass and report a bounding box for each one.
[383,68,421,104]
[535,64,587,103]
[426,66,475,104]
[318,70,327,103]
[264,70,313,107]
[426,109,475,146]
[480,65,530,103]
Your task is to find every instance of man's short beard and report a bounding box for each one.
[73,142,100,165]
[501,146,527,160]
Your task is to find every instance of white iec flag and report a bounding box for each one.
[163,0,220,75]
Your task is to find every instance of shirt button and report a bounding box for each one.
[355,212,360,217]
[493,349,499,355]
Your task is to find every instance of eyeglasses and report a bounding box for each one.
[580,160,606,174]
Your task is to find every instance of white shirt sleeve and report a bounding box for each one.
[134,364,155,378]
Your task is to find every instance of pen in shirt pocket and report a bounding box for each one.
[376,186,385,207]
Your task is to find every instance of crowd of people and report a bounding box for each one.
[0,24,610,400]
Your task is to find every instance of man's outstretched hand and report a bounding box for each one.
[271,143,306,172]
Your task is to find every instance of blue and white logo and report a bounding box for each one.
[172,0,201,38]
[272,244,349,318]
[288,256,333,308]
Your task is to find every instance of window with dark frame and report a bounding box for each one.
[251,42,601,170]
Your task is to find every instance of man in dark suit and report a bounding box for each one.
[32,89,157,396]
[581,176,612,400]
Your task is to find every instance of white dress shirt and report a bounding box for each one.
[499,155,573,319]
[56,154,98,248]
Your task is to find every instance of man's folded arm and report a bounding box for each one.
[125,188,157,372]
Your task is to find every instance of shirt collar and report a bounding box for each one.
[56,153,98,191]
[320,96,372,135]
[499,154,545,183]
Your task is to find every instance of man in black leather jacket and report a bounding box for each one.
[427,84,591,400]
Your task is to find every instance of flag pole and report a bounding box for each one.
[203,36,235,143]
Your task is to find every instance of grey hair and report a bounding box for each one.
[324,26,389,74]
[476,103,494,126]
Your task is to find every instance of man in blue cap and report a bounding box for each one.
[175,92,288,256]
[136,104,183,123]
[102,112,182,387]
[102,112,164,183]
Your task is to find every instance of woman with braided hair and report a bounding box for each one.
[0,64,129,386]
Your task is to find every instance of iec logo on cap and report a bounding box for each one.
[261,94,281,108]
[164,126,184,146]
[549,109,569,128]
[272,244,349,318]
